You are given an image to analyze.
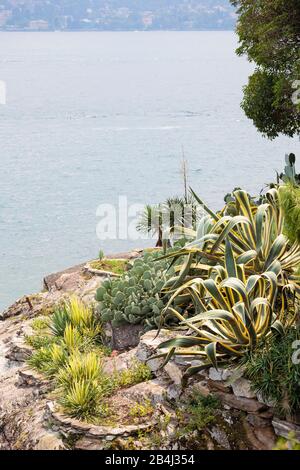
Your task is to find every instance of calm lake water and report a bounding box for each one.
[0,31,298,311]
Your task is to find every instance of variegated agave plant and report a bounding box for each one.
[161,187,300,302]
[157,239,296,373]
[155,187,300,372]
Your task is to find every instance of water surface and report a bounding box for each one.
[0,32,298,310]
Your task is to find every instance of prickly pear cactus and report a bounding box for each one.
[280,153,300,185]
[95,250,176,331]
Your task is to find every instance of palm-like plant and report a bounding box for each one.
[136,196,198,247]
[136,204,164,247]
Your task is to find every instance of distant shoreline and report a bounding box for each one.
[0,28,235,33]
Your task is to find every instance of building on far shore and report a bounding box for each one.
[0,10,12,27]
[142,11,154,28]
[28,20,49,31]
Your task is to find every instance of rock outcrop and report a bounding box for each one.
[0,255,299,450]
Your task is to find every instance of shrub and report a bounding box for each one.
[31,317,50,332]
[177,389,220,435]
[187,392,220,431]
[89,258,127,275]
[27,302,152,422]
[49,298,101,345]
[274,433,300,451]
[60,379,103,421]
[117,361,152,388]
[28,343,68,377]
[129,400,153,418]
[243,327,300,416]
[25,333,54,350]
[279,183,300,245]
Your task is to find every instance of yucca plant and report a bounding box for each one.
[49,298,101,343]
[67,297,95,330]
[49,306,69,337]
[56,351,102,388]
[156,239,295,373]
[63,324,84,351]
[137,204,164,247]
[60,379,101,420]
[28,343,68,377]
[57,351,115,420]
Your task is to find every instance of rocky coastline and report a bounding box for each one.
[0,251,299,450]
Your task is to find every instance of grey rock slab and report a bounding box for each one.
[135,329,176,371]
[164,361,183,386]
[5,336,32,362]
[110,323,144,351]
[209,368,223,381]
[18,367,50,389]
[102,348,138,375]
[215,392,268,413]
[272,418,300,441]
[209,426,231,450]
[231,377,256,399]
[257,392,276,408]
[74,437,105,450]
[122,379,167,404]
[34,433,65,450]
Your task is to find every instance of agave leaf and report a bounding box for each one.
[271,320,285,336]
[210,216,252,254]
[160,347,176,368]
[225,238,237,278]
[263,234,288,271]
[255,204,269,254]
[220,277,248,307]
[205,342,218,369]
[154,186,300,369]
[184,363,212,377]
[204,278,231,311]
[189,187,219,222]
[158,336,208,350]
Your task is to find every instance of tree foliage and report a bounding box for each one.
[231,0,300,138]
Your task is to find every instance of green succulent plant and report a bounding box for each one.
[159,187,300,308]
[153,185,300,372]
[49,297,101,343]
[96,250,177,331]
[157,239,288,373]
[279,153,300,186]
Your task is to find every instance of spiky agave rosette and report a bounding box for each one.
[155,187,300,373]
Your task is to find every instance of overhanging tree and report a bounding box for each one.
[231,0,300,138]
